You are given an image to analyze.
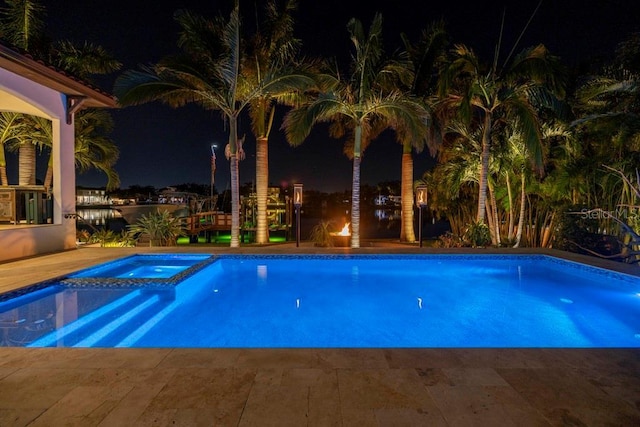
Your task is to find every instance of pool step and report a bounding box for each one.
[27,291,170,347]
[72,295,162,347]
[114,297,183,347]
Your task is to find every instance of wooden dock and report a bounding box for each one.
[181,211,290,243]
[182,211,233,235]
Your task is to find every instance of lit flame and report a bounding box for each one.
[295,192,301,204]
[338,222,351,236]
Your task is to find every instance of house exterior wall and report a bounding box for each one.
[0,67,76,263]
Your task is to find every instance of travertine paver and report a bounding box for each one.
[97,381,167,426]
[0,246,639,426]
[427,383,550,426]
[0,346,639,426]
[0,367,95,409]
[239,368,341,426]
[498,366,640,426]
[28,384,132,427]
[337,368,446,425]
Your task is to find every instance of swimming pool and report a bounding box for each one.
[0,254,638,348]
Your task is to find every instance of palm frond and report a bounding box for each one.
[508,44,566,97]
[174,9,226,62]
[219,3,241,97]
[507,98,543,172]
[50,40,121,81]
[0,0,45,50]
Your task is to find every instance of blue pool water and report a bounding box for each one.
[0,255,638,348]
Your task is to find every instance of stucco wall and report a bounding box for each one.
[0,67,76,263]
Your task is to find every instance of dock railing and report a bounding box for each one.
[182,211,233,236]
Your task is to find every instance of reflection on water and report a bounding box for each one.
[77,206,448,239]
[76,207,127,233]
[76,208,122,226]
[304,208,448,240]
[374,209,400,221]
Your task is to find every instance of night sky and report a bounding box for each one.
[39,0,639,193]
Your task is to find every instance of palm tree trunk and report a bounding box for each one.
[477,113,492,223]
[0,165,7,186]
[255,136,269,244]
[43,166,53,191]
[0,144,8,185]
[19,142,36,186]
[541,212,555,248]
[400,151,416,242]
[514,170,526,248]
[488,181,501,246]
[351,155,361,248]
[506,173,514,241]
[43,152,53,191]
[485,185,496,244]
[351,124,363,249]
[229,116,241,248]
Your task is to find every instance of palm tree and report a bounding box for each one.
[1,0,45,187]
[43,41,121,191]
[1,0,121,189]
[438,43,564,225]
[397,21,448,242]
[115,5,244,245]
[5,114,50,186]
[41,109,120,191]
[242,0,315,244]
[0,111,27,185]
[283,13,430,248]
[116,2,310,247]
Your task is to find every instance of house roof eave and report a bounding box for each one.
[0,43,117,109]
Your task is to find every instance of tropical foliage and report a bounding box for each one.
[127,210,185,247]
[0,0,121,189]
[241,0,315,244]
[396,21,448,242]
[115,1,313,247]
[435,41,565,243]
[282,13,431,248]
[3,0,639,260]
[419,29,640,258]
[309,220,334,247]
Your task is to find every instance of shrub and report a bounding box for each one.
[463,221,491,247]
[555,205,601,253]
[435,232,465,248]
[128,210,186,246]
[88,229,137,247]
[309,221,333,247]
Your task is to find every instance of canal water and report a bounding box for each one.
[76,207,449,241]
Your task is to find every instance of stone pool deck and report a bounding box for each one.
[0,244,639,426]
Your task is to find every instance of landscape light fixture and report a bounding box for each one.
[293,183,303,247]
[415,185,428,247]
